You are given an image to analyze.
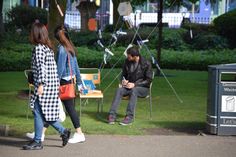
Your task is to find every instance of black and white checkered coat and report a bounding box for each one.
[30,44,60,121]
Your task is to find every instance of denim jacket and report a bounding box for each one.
[56,45,83,88]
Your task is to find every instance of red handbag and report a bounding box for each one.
[59,53,76,100]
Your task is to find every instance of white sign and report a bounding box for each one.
[222,95,236,112]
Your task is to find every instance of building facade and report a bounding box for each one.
[2,0,236,30]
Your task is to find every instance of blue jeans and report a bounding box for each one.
[33,98,65,143]
[109,87,149,118]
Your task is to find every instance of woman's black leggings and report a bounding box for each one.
[62,98,81,128]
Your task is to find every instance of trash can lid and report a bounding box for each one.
[208,63,236,70]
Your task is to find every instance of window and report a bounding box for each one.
[227,0,236,11]
[134,0,200,13]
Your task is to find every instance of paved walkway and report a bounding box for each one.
[0,135,236,157]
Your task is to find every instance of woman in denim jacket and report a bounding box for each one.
[53,25,86,143]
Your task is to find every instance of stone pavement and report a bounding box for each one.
[0,135,236,157]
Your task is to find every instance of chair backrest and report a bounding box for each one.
[24,69,32,80]
[149,71,155,93]
[24,69,34,86]
[80,68,101,85]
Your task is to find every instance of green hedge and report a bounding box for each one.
[0,41,32,71]
[191,33,229,50]
[69,26,229,51]
[77,47,236,71]
[181,23,229,50]
[160,49,236,70]
[1,42,235,71]
[69,27,188,51]
[214,9,236,48]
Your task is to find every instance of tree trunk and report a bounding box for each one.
[112,0,120,27]
[48,0,67,46]
[156,0,163,76]
[77,1,98,32]
[0,0,4,37]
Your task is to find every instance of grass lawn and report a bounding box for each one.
[0,69,208,136]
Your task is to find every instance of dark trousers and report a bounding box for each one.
[109,87,149,119]
[62,98,81,128]
[44,98,80,129]
[44,79,80,129]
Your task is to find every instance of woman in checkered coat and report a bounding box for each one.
[23,23,70,150]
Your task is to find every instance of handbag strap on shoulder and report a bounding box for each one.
[67,53,73,84]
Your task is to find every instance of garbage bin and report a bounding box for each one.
[207,63,236,135]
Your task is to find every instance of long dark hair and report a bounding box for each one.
[30,23,53,50]
[54,25,76,56]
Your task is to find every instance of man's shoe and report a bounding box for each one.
[107,115,116,124]
[119,116,133,126]
[22,140,43,150]
[26,132,45,141]
[61,128,71,147]
[68,132,85,144]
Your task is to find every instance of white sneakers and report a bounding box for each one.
[26,132,85,144]
[26,132,45,141]
[68,133,86,143]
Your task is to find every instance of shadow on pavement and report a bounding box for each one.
[145,121,206,135]
[0,137,26,148]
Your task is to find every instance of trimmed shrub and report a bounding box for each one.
[1,42,235,71]
[214,9,236,48]
[191,33,229,50]
[69,27,188,51]
[160,49,236,70]
[6,5,47,30]
[181,23,229,50]
[1,29,30,43]
[161,28,188,50]
[0,41,32,71]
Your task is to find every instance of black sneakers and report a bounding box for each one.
[119,116,133,126]
[22,140,43,150]
[23,128,71,150]
[60,128,71,147]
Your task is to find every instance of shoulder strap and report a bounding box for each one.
[67,53,73,83]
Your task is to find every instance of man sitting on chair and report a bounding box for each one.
[108,46,153,125]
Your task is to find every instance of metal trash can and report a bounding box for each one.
[207,63,236,135]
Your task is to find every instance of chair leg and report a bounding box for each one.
[149,95,152,120]
[101,98,103,113]
[133,104,136,121]
[97,99,100,113]
[85,99,89,106]
[27,86,31,120]
[80,98,82,119]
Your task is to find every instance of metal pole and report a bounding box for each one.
[157,0,163,76]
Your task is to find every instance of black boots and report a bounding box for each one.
[22,140,43,150]
[60,128,71,147]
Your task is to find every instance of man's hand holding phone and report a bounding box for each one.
[122,77,135,89]
[122,77,128,87]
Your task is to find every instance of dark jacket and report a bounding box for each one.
[122,56,153,88]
